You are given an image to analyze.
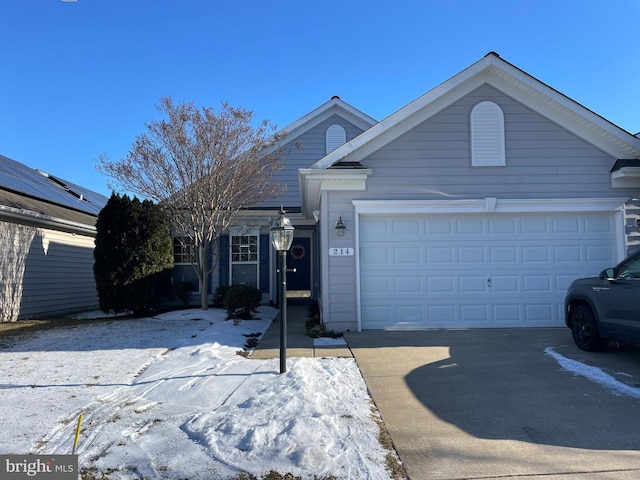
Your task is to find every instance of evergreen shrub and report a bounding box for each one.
[224,285,262,320]
[93,193,173,314]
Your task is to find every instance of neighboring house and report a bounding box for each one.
[174,53,640,332]
[0,154,108,321]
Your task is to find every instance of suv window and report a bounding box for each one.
[617,255,640,279]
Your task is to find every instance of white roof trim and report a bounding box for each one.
[310,53,640,170]
[352,197,629,215]
[261,97,377,158]
[611,167,640,188]
[299,168,371,216]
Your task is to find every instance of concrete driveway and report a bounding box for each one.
[344,328,640,480]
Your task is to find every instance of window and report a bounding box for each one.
[231,235,259,288]
[618,255,640,279]
[173,237,196,264]
[471,101,505,167]
[326,124,346,154]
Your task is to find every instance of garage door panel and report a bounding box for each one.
[493,304,521,323]
[552,216,580,233]
[429,305,456,323]
[424,217,452,234]
[428,276,454,292]
[395,276,422,293]
[554,245,581,262]
[393,218,421,235]
[490,246,518,262]
[427,247,454,263]
[525,304,555,322]
[395,247,421,263]
[461,305,489,322]
[585,215,612,233]
[363,277,391,294]
[521,217,547,234]
[459,276,487,293]
[459,247,485,263]
[523,275,552,291]
[492,275,519,292]
[586,245,615,262]
[360,212,619,329]
[362,247,389,264]
[522,246,549,262]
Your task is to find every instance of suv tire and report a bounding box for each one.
[570,304,605,352]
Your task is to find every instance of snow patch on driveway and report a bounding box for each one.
[544,347,640,400]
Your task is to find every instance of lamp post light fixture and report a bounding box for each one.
[335,217,346,236]
[270,207,295,374]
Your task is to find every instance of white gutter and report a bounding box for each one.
[0,204,97,235]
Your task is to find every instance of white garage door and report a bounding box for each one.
[359,212,618,329]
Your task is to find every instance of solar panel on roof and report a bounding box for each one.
[0,154,108,216]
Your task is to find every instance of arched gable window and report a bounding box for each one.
[470,101,505,167]
[326,124,346,154]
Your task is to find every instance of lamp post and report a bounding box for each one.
[270,207,295,374]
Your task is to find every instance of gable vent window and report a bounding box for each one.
[326,124,346,154]
[471,101,505,167]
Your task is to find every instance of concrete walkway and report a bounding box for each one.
[251,299,352,359]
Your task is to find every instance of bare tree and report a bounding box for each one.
[97,97,285,309]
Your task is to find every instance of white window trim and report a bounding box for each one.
[326,124,346,154]
[471,101,505,167]
[230,232,260,289]
[172,237,196,265]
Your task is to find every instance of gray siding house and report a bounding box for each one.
[299,53,640,332]
[170,53,639,333]
[0,154,108,321]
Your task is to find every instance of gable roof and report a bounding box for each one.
[281,96,377,138]
[307,52,640,171]
[260,96,377,158]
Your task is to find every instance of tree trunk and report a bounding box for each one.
[199,239,209,310]
[200,278,208,310]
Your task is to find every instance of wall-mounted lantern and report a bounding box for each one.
[335,217,346,236]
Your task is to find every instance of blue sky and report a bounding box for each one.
[1,0,639,198]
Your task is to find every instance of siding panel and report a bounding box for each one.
[1,221,99,321]
[264,115,367,208]
[357,85,637,200]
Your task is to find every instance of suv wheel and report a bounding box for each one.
[570,304,605,352]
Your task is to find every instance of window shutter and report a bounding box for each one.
[219,235,229,287]
[471,101,505,167]
[259,234,270,293]
[326,125,346,154]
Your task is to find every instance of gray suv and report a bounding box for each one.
[564,250,640,351]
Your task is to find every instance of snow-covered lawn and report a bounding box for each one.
[0,307,400,479]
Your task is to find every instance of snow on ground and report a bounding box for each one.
[545,347,640,400]
[0,307,396,479]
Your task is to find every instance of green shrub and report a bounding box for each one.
[224,285,262,320]
[304,299,337,338]
[213,285,232,308]
[93,193,173,315]
[171,282,195,305]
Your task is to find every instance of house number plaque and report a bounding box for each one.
[329,248,354,256]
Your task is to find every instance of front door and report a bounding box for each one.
[287,238,311,291]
